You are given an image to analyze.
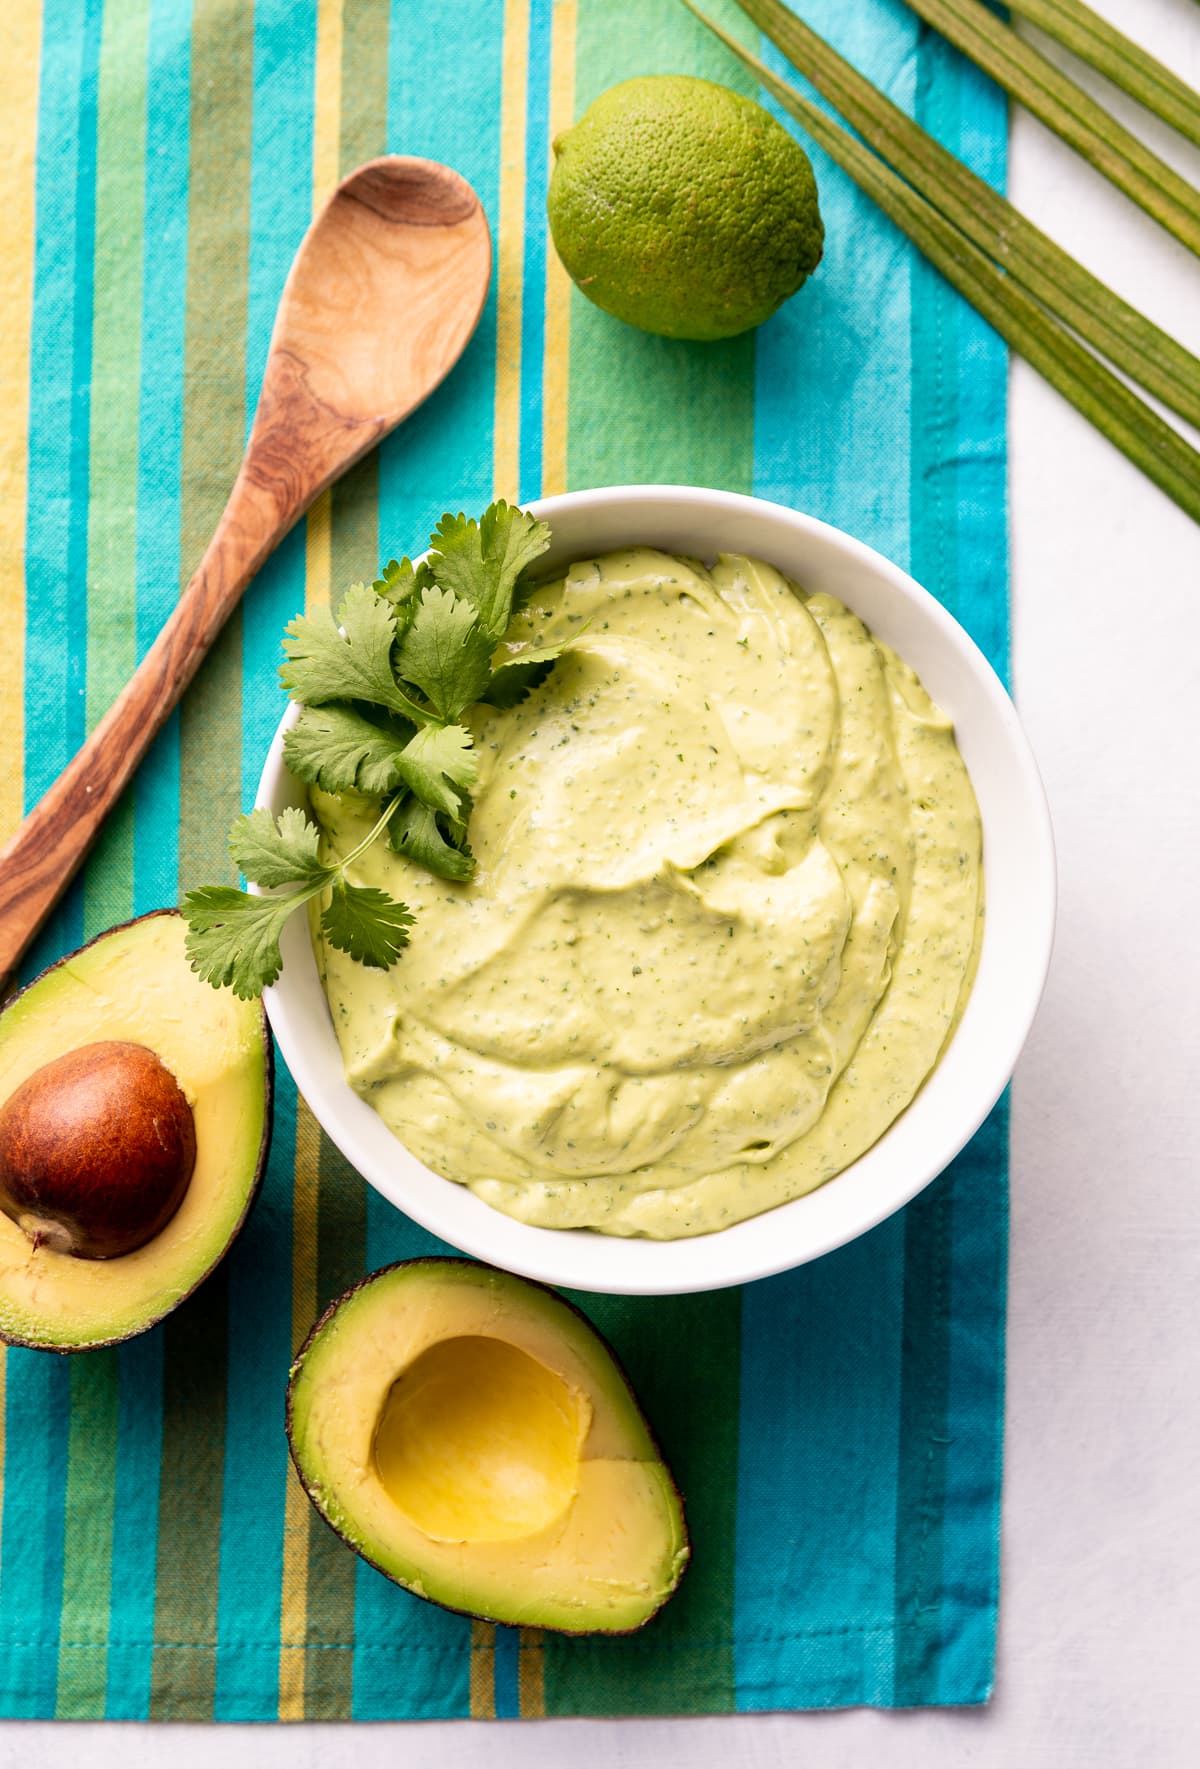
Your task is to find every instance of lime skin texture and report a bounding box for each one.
[547,74,824,342]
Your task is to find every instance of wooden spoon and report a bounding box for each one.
[0,156,491,988]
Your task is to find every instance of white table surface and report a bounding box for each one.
[3,1,1198,1762]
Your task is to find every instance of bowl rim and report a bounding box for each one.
[257,484,1056,1294]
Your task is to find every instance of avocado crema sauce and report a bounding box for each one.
[311,548,983,1240]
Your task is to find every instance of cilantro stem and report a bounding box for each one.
[334,793,404,873]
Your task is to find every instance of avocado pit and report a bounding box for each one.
[0,1039,196,1259]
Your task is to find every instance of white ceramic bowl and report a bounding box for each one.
[258,486,1055,1295]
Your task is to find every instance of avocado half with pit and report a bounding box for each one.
[0,910,271,1350]
[287,1259,689,1633]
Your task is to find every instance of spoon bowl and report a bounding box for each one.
[0,157,492,987]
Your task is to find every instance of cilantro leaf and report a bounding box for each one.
[396,723,478,819]
[390,799,476,882]
[484,635,576,707]
[186,502,569,997]
[227,806,331,890]
[373,556,434,607]
[481,657,555,708]
[282,704,413,797]
[321,878,414,968]
[427,501,552,639]
[395,585,494,721]
[182,885,308,999]
[280,583,429,723]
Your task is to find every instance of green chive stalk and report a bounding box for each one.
[684,3,1200,526]
[731,0,1200,431]
[901,0,1200,257]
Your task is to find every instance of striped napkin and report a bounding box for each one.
[0,0,1008,1720]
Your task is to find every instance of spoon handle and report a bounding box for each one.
[0,463,286,991]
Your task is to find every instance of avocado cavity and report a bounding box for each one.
[373,1334,592,1543]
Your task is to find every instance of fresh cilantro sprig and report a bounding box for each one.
[182,501,560,999]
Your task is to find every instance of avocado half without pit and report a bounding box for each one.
[0,910,271,1351]
[287,1259,689,1634]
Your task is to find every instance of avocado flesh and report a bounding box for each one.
[0,912,270,1350]
[287,1259,689,1633]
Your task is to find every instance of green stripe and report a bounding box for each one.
[54,1353,119,1718]
[150,0,256,1719]
[893,1179,955,1700]
[298,7,390,1717]
[563,0,757,493]
[149,1274,230,1716]
[544,1291,741,1713]
[55,0,152,1721]
[300,1135,369,1719]
[338,0,389,172]
[892,29,962,1706]
[81,0,150,943]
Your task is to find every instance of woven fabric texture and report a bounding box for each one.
[0,0,1008,1720]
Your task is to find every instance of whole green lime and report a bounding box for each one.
[547,74,824,342]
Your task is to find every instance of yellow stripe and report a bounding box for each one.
[305,488,333,614]
[0,0,42,844]
[469,1619,497,1717]
[0,0,41,1552]
[493,0,530,504]
[518,1626,545,1716]
[278,1099,322,1719]
[279,12,346,1716]
[542,0,576,498]
[313,0,344,208]
[0,1339,5,1573]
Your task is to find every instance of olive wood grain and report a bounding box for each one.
[0,157,491,990]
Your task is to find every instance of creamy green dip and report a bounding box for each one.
[311,549,983,1239]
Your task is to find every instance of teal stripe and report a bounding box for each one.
[517,0,552,502]
[1,0,99,1717]
[493,1626,521,1718]
[105,1333,164,1719]
[935,1101,1008,1702]
[213,1075,297,1719]
[749,0,918,573]
[132,0,192,919]
[66,0,103,773]
[736,0,919,1710]
[20,0,94,980]
[104,0,194,1719]
[892,1178,955,1703]
[240,0,313,803]
[0,1356,70,1716]
[894,27,964,1705]
[213,0,317,1721]
[378,0,501,551]
[941,44,1009,687]
[734,1228,908,1706]
[935,44,1009,1700]
[905,31,1008,1706]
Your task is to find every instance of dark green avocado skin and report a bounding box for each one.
[0,909,273,1353]
[285,1256,690,1636]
